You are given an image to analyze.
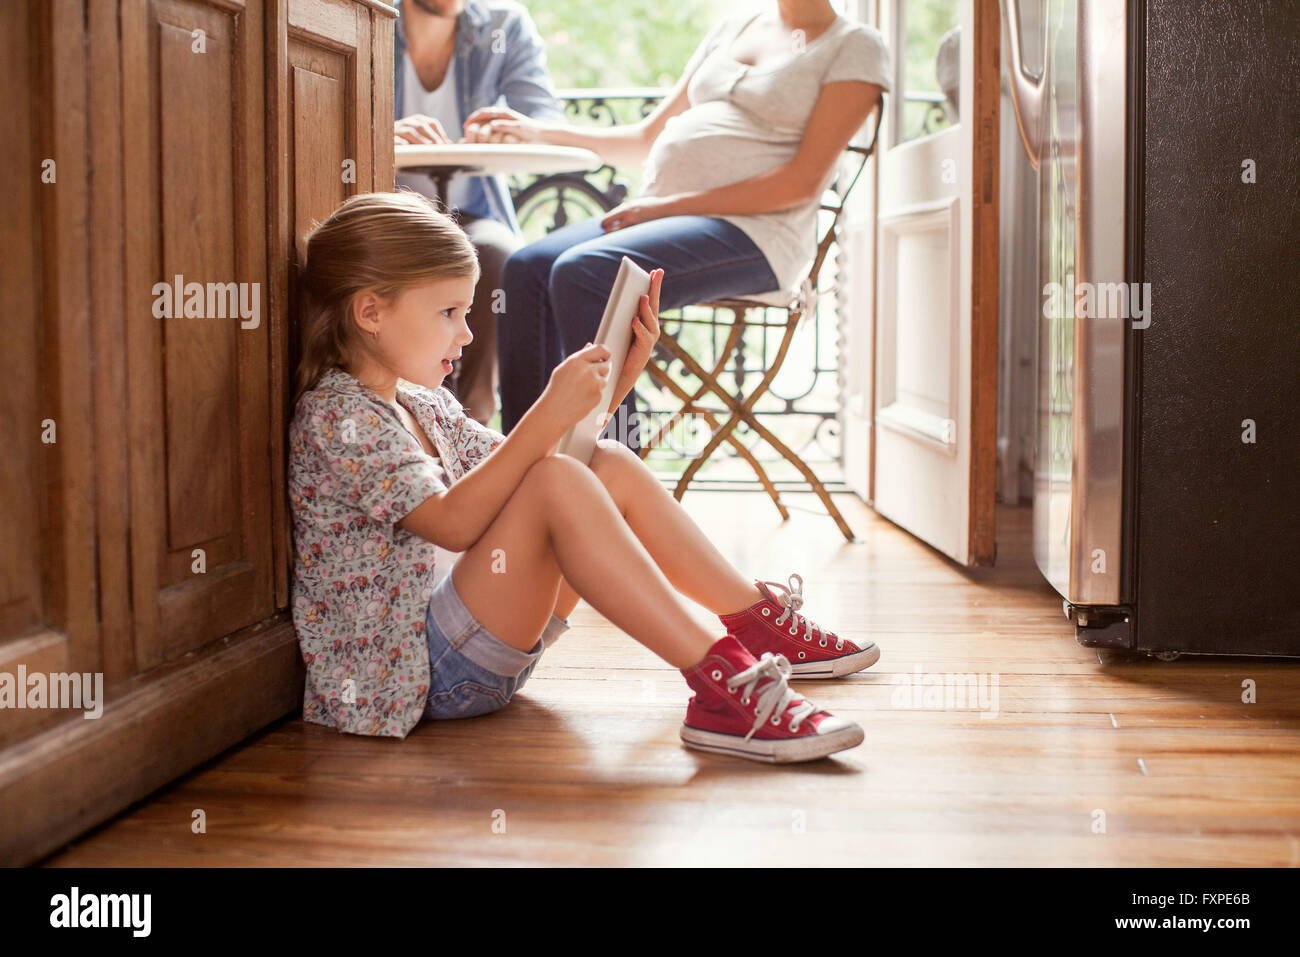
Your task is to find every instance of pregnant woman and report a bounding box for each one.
[463,0,891,450]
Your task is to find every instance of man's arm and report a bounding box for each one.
[498,11,568,124]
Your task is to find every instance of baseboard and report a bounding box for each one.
[0,615,303,866]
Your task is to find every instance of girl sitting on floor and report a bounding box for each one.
[287,191,879,763]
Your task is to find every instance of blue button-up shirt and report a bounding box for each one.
[394,0,567,233]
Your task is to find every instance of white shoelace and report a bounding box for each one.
[727,652,818,741]
[760,573,845,650]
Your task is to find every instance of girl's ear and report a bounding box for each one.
[351,289,382,338]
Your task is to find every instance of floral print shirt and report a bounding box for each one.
[288,366,504,738]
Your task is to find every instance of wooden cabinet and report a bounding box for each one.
[0,0,396,866]
[120,0,276,669]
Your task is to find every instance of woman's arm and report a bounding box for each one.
[462,63,695,168]
[540,72,693,167]
[603,81,884,229]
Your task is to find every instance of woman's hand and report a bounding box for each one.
[600,196,676,232]
[395,114,453,146]
[609,269,663,412]
[538,342,612,437]
[461,106,547,144]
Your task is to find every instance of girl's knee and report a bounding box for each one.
[523,452,591,491]
[590,438,639,476]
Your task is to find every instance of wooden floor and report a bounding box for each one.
[41,493,1300,866]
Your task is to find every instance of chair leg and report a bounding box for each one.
[640,319,744,455]
[641,345,789,520]
[730,408,858,543]
[660,310,797,497]
[658,310,857,542]
[642,351,790,520]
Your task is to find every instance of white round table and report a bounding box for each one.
[394,143,602,201]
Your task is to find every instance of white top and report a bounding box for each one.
[642,12,892,294]
[396,54,476,213]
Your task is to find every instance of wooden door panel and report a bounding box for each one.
[0,0,99,745]
[158,17,240,552]
[370,10,395,191]
[122,0,274,670]
[286,0,374,255]
[0,0,58,747]
[0,0,47,648]
[291,52,350,257]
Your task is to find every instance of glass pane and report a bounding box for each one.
[898,0,961,144]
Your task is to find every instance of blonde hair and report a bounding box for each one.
[293,191,480,408]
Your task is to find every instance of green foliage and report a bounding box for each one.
[902,0,959,93]
[899,0,960,137]
[529,0,753,89]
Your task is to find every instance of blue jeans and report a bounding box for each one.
[423,569,570,720]
[497,215,781,452]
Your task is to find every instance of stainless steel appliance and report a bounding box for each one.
[1003,0,1300,656]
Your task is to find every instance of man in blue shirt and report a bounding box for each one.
[393,0,566,425]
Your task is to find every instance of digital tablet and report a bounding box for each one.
[557,256,652,464]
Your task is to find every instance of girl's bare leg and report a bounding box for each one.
[550,440,765,620]
[451,454,721,669]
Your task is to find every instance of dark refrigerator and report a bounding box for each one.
[1003,0,1300,657]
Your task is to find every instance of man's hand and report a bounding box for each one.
[395,113,454,146]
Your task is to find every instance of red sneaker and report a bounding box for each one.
[719,573,880,678]
[679,634,864,763]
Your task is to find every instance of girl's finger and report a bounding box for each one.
[639,299,659,333]
[650,270,663,313]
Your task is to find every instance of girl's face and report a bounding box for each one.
[367,274,476,390]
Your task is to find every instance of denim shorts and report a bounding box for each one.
[423,569,570,720]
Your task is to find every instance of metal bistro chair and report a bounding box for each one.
[638,121,880,543]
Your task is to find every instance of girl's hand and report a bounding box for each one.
[600,196,675,232]
[461,106,547,144]
[539,342,613,436]
[609,269,663,408]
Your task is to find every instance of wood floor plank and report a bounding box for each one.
[39,495,1300,867]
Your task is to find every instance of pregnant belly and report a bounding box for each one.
[643,116,796,198]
